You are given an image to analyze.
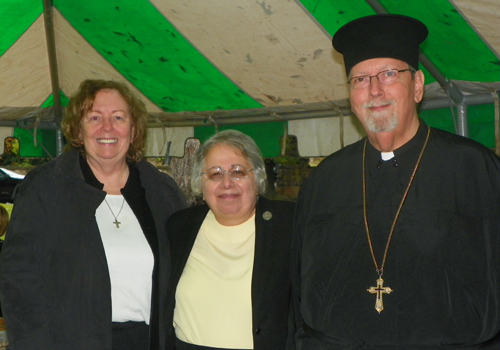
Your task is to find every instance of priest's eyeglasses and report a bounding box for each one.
[348,68,415,89]
[202,165,254,181]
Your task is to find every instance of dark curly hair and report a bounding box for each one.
[61,79,148,162]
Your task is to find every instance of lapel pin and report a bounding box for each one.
[262,211,272,221]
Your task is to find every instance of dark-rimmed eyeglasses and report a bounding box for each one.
[348,68,415,89]
[202,165,254,181]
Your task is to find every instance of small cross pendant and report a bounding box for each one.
[113,219,121,228]
[367,277,393,313]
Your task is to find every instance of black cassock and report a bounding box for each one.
[292,121,500,349]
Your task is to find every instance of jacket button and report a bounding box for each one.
[255,328,261,334]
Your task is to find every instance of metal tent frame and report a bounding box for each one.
[3,0,498,156]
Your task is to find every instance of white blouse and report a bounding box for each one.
[96,194,154,324]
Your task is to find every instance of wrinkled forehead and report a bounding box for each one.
[349,58,410,76]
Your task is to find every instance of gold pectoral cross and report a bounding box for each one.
[113,219,121,228]
[367,277,393,313]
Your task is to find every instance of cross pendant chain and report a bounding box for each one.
[362,127,431,314]
[104,197,125,229]
[367,277,393,314]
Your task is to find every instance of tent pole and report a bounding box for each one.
[42,0,63,155]
[365,0,468,136]
[456,104,469,137]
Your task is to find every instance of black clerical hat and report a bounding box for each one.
[332,14,428,75]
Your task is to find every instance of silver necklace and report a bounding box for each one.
[104,197,125,228]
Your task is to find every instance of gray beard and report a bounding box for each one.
[365,111,399,133]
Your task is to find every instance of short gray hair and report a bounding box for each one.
[191,130,267,196]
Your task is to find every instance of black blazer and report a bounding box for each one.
[165,196,295,350]
[0,150,187,350]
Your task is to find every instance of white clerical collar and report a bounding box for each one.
[381,151,395,161]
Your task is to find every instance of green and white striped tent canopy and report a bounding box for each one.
[0,0,499,159]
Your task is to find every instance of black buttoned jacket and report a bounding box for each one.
[165,196,295,350]
[0,150,187,350]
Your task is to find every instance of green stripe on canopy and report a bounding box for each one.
[0,0,42,57]
[54,0,262,113]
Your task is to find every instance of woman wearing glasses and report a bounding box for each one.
[165,130,295,350]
